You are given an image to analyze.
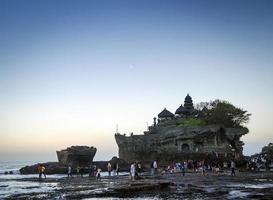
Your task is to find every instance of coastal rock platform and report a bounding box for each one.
[4,172,273,199]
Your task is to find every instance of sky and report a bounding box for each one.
[0,0,273,162]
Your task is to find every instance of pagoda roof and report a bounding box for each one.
[175,104,186,114]
[158,108,174,118]
[185,93,193,102]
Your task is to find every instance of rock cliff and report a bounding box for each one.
[56,146,97,167]
[115,125,248,165]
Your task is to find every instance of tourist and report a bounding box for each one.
[113,162,117,176]
[215,164,220,175]
[231,161,236,176]
[130,162,136,181]
[202,164,205,175]
[181,164,185,176]
[37,164,42,180]
[150,161,154,175]
[153,160,158,175]
[184,161,188,173]
[223,161,228,169]
[107,162,112,176]
[89,165,93,177]
[171,162,175,173]
[41,165,46,179]
[96,168,101,180]
[89,164,96,177]
[175,162,180,172]
[116,163,119,176]
[93,164,97,176]
[68,166,73,178]
[137,162,142,174]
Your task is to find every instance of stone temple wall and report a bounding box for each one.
[115,125,248,166]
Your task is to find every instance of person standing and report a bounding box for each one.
[231,161,236,176]
[150,161,154,175]
[137,162,142,175]
[153,160,158,175]
[181,164,185,176]
[37,164,42,180]
[89,165,93,177]
[113,163,117,176]
[93,165,97,177]
[116,163,119,176]
[41,165,46,179]
[107,163,112,176]
[96,168,101,180]
[68,166,73,178]
[130,162,136,181]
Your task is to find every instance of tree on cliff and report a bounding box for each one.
[261,143,273,163]
[196,100,251,127]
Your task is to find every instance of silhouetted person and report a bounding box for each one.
[68,166,73,178]
[37,164,42,180]
[231,161,236,176]
[107,163,112,176]
[96,168,101,180]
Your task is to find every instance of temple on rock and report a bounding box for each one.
[115,94,248,166]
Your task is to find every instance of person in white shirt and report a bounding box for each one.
[153,160,158,175]
[68,166,73,178]
[107,163,112,176]
[130,162,136,181]
[96,168,101,180]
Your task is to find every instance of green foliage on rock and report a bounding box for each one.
[196,100,251,128]
[261,143,273,155]
[176,118,206,127]
[259,143,273,162]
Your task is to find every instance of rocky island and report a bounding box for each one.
[115,94,250,166]
[56,146,97,167]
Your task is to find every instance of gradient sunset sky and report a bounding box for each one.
[1,0,273,162]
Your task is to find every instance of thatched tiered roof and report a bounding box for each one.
[158,108,174,118]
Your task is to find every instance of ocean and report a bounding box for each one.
[0,161,127,199]
[0,161,63,199]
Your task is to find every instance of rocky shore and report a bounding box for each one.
[3,171,273,199]
[19,157,129,174]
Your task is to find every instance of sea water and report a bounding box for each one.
[0,161,129,199]
[0,161,62,199]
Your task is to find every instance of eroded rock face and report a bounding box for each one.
[56,146,97,167]
[115,125,248,165]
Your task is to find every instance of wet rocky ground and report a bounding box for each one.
[2,171,273,199]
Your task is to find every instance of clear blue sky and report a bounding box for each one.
[0,0,273,162]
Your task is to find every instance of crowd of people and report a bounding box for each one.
[247,154,273,171]
[37,159,241,181]
[160,160,237,176]
[127,159,237,181]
